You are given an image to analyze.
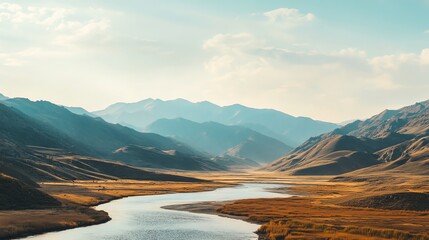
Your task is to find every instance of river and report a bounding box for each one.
[23,183,289,240]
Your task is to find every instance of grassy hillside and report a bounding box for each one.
[266,100,429,175]
[0,140,203,183]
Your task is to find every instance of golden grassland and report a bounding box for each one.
[216,173,429,240]
[42,179,232,206]
[2,171,429,240]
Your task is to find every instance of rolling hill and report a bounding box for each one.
[0,140,202,183]
[93,98,339,146]
[111,145,226,171]
[266,100,429,175]
[147,118,292,163]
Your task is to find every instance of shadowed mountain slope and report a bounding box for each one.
[3,98,195,156]
[147,118,292,163]
[94,98,339,146]
[0,140,203,183]
[0,103,89,153]
[0,174,61,210]
[266,100,429,175]
[2,99,224,171]
[111,145,226,171]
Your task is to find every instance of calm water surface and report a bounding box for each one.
[23,183,289,240]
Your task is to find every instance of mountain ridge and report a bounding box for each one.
[266,99,429,175]
[1,99,225,171]
[147,118,292,163]
[93,98,339,146]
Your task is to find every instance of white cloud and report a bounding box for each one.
[0,2,112,49]
[202,32,429,121]
[0,3,74,28]
[0,3,21,12]
[54,19,110,46]
[369,53,417,70]
[203,33,256,51]
[369,49,429,69]
[204,55,235,73]
[264,8,315,27]
[420,48,429,65]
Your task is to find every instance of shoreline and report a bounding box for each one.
[162,201,258,223]
[2,180,233,240]
[162,175,429,240]
[162,201,266,239]
[8,173,428,240]
[5,208,112,240]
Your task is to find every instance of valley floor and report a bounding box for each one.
[165,172,429,240]
[1,172,429,240]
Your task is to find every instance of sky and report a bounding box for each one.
[0,0,428,123]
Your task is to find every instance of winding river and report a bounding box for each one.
[23,183,289,240]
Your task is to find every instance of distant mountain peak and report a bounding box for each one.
[172,98,192,103]
[94,98,339,146]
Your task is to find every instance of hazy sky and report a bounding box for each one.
[1,0,428,122]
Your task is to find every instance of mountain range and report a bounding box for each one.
[0,97,208,210]
[93,98,339,147]
[3,94,428,177]
[147,118,292,163]
[267,100,429,175]
[0,98,225,171]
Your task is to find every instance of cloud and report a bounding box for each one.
[369,53,417,70]
[0,2,112,49]
[203,33,257,51]
[202,32,429,121]
[0,3,74,28]
[54,19,110,47]
[204,55,235,73]
[369,49,429,69]
[420,48,429,65]
[264,8,315,27]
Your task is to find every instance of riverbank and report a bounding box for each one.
[164,173,429,240]
[0,179,232,239]
[4,172,429,239]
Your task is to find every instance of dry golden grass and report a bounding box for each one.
[3,171,429,240]
[217,173,429,240]
[41,180,232,206]
[0,208,109,239]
